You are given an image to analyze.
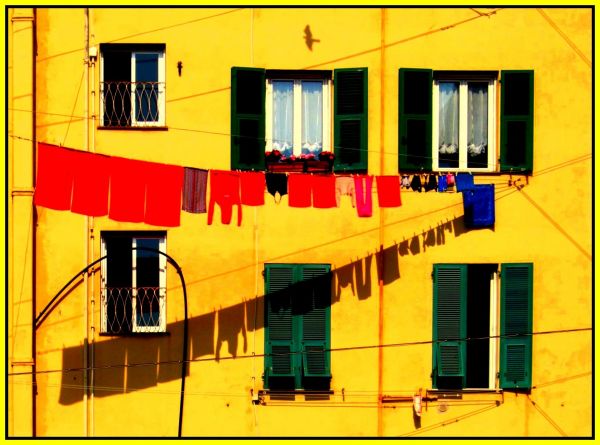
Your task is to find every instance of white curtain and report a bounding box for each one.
[438,82,459,155]
[467,83,488,156]
[272,81,294,156]
[301,81,323,154]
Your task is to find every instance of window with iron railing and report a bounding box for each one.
[101,232,167,334]
[100,44,166,128]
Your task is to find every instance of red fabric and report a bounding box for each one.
[240,171,265,206]
[312,174,337,209]
[70,151,110,216]
[288,174,312,208]
[34,143,75,211]
[376,175,402,208]
[108,156,149,223]
[207,170,242,226]
[145,163,184,227]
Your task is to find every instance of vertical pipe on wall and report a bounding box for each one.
[88,8,96,436]
[83,7,90,437]
[376,7,386,437]
[31,7,38,437]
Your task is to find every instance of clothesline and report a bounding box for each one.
[33,142,495,228]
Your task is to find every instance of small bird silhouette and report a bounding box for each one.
[303,25,320,51]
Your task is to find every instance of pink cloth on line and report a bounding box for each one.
[144,162,184,227]
[70,151,110,217]
[376,175,402,208]
[354,175,373,217]
[34,143,75,211]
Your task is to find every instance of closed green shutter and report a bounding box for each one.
[433,264,467,388]
[399,68,432,171]
[334,68,368,172]
[231,67,266,171]
[265,265,295,386]
[500,263,533,389]
[500,71,534,173]
[299,265,331,378]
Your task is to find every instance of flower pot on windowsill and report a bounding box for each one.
[266,159,333,173]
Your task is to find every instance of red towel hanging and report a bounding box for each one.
[33,143,76,211]
[70,150,111,217]
[145,162,184,227]
[108,156,149,223]
[376,175,402,208]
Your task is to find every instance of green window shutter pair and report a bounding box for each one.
[432,263,533,390]
[264,264,331,389]
[398,69,534,173]
[231,67,368,172]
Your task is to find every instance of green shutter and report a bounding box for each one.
[433,264,467,387]
[264,265,296,385]
[231,67,266,171]
[500,263,533,389]
[399,68,432,172]
[299,265,331,378]
[334,68,368,172]
[500,71,534,173]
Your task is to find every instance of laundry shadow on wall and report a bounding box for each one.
[57,214,469,405]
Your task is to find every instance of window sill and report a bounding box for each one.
[99,331,170,337]
[267,159,333,173]
[98,126,168,131]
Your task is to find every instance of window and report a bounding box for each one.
[432,263,533,390]
[100,232,167,334]
[266,76,331,157]
[433,75,496,172]
[264,264,332,390]
[399,69,534,173]
[231,67,368,172]
[100,44,166,127]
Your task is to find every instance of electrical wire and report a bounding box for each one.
[7,326,591,378]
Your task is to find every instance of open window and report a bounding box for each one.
[399,69,533,173]
[100,44,166,128]
[432,263,533,390]
[100,232,167,334]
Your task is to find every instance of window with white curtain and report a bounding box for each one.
[433,77,496,172]
[266,78,331,157]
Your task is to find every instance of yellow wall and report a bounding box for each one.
[8,7,592,437]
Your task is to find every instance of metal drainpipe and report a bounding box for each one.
[377,8,386,437]
[83,7,90,437]
[32,7,38,437]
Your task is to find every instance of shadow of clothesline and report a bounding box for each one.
[57,214,472,405]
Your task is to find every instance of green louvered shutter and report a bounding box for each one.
[265,265,296,386]
[231,67,266,170]
[500,71,534,173]
[334,68,368,172]
[399,68,432,171]
[299,265,331,378]
[433,264,467,388]
[500,263,533,389]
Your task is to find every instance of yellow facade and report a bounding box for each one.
[7,7,592,437]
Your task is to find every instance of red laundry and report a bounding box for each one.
[208,170,242,226]
[108,156,149,223]
[34,143,76,211]
[70,151,110,217]
[376,175,402,208]
[312,174,337,209]
[240,171,265,206]
[145,162,184,227]
[288,174,312,208]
